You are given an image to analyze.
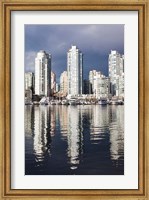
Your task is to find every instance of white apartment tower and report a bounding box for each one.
[89,70,109,99]
[67,45,83,96]
[60,71,68,96]
[51,71,56,95]
[94,73,109,99]
[35,50,51,97]
[109,50,124,97]
[89,70,97,94]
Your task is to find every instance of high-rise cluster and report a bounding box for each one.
[25,47,124,100]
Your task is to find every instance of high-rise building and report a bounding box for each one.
[89,70,109,99]
[118,73,124,98]
[89,70,97,94]
[35,50,51,97]
[60,71,68,96]
[108,50,124,97]
[55,83,60,93]
[25,72,34,93]
[51,71,56,96]
[67,45,83,96]
[94,73,109,99]
[25,89,32,100]
[33,106,50,158]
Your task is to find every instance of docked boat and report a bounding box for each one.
[98,99,107,105]
[33,101,40,105]
[61,100,69,105]
[109,99,119,105]
[40,97,49,105]
[68,98,77,105]
[109,97,119,105]
[79,100,85,105]
[50,100,57,105]
[56,100,62,105]
[84,101,91,105]
[118,100,124,105]
[109,101,119,105]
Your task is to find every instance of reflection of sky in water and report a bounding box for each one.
[25,105,124,175]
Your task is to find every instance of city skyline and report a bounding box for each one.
[25,25,124,176]
[25,24,124,81]
[25,48,124,99]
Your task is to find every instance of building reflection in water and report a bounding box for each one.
[25,105,34,155]
[66,106,83,170]
[109,106,124,162]
[25,105,32,136]
[49,106,56,137]
[25,105,124,174]
[90,105,109,143]
[33,106,52,162]
[58,105,68,140]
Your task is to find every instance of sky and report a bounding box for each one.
[25,24,124,82]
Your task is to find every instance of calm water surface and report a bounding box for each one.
[25,105,124,175]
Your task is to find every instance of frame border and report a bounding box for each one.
[0,0,148,199]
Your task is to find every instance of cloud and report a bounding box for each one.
[25,24,124,80]
[25,51,37,72]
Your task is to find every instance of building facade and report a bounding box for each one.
[89,70,97,94]
[60,71,68,96]
[25,89,32,100]
[55,83,60,93]
[35,50,51,97]
[51,71,56,96]
[25,72,34,93]
[89,70,109,99]
[108,50,124,97]
[67,45,83,96]
[118,72,124,98]
[94,74,109,99]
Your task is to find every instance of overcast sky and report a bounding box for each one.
[25,24,124,82]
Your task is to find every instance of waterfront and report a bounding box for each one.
[25,105,124,175]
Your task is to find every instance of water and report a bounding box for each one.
[25,105,124,175]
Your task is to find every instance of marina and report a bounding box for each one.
[25,97,124,106]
